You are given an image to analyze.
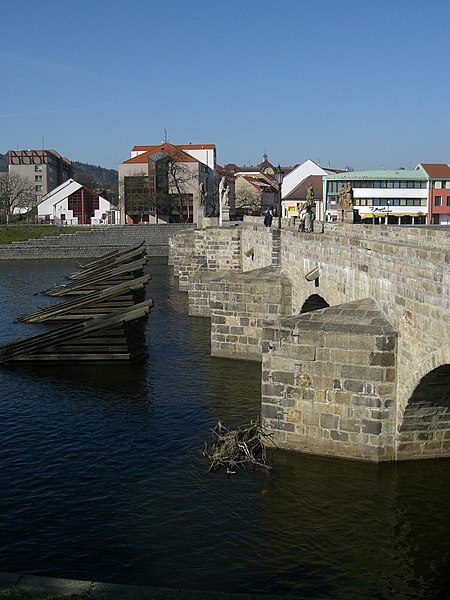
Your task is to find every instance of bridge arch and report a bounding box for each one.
[300,294,329,313]
[397,354,450,459]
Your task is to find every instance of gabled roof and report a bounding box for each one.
[419,163,450,178]
[284,174,324,201]
[236,173,278,192]
[124,143,196,164]
[38,179,106,208]
[38,179,83,205]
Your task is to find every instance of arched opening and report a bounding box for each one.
[399,364,450,435]
[300,294,329,314]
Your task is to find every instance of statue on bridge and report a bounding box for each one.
[219,176,230,225]
[338,182,354,210]
[298,184,315,214]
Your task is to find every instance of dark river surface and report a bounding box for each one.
[0,257,449,600]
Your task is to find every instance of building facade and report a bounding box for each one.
[323,168,429,224]
[36,179,119,225]
[281,159,344,221]
[7,149,72,206]
[118,143,216,224]
[233,172,278,217]
[420,163,450,225]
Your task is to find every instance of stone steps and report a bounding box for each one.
[0,224,195,259]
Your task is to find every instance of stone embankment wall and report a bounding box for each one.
[170,222,450,461]
[0,224,194,259]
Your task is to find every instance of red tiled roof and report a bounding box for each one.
[420,163,450,178]
[132,143,215,151]
[124,143,196,164]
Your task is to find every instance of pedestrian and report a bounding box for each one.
[304,209,312,233]
[264,210,273,227]
[299,208,307,232]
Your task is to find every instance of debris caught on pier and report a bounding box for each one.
[202,419,276,474]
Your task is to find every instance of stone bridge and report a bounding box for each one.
[169,221,450,462]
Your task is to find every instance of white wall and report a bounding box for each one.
[282,159,328,198]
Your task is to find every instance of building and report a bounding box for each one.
[118,143,216,224]
[419,163,450,225]
[281,159,344,221]
[323,168,429,224]
[222,153,294,218]
[233,172,278,217]
[36,179,119,225]
[7,149,72,205]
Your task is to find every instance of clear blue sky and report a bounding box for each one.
[1,0,449,171]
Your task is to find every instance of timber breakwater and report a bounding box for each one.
[0,243,153,364]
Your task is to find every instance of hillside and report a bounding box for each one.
[72,160,117,186]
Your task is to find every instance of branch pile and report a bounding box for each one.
[203,419,276,473]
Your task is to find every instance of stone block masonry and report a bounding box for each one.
[0,224,194,260]
[170,222,450,461]
[261,298,398,461]
[210,267,293,361]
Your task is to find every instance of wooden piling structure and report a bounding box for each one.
[0,244,154,364]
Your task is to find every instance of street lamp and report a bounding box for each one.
[274,164,284,229]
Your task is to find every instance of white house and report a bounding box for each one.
[37,179,119,225]
[281,160,343,221]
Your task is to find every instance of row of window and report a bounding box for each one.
[434,196,450,207]
[355,198,427,207]
[327,180,427,193]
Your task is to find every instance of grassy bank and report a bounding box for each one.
[0,226,86,245]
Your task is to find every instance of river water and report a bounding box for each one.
[0,258,449,600]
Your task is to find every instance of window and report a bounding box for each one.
[435,196,442,207]
[446,197,450,206]
[435,181,442,189]
[35,175,42,181]
[35,185,43,191]
[34,165,43,172]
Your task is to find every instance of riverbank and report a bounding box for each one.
[0,571,308,600]
[0,225,86,245]
[0,224,194,258]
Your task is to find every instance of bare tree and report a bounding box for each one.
[0,173,36,224]
[234,185,261,216]
[167,156,196,222]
